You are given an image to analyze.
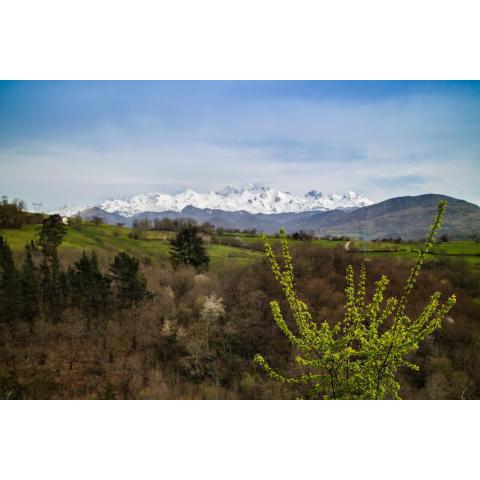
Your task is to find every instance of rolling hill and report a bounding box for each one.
[72,194,480,240]
[290,194,480,240]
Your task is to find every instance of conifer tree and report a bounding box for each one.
[20,244,39,322]
[109,252,151,309]
[169,224,210,270]
[0,236,22,323]
[69,251,111,318]
[37,214,67,259]
[39,257,50,309]
[38,250,68,322]
[44,250,68,322]
[37,214,68,321]
[254,201,456,400]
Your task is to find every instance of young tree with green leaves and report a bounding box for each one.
[254,201,456,400]
[169,224,210,270]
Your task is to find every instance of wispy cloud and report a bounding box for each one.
[0,81,479,209]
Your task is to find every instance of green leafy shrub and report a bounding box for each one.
[254,201,456,399]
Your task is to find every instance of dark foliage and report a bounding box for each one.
[169,224,210,270]
[0,196,26,228]
[290,230,315,241]
[40,251,68,322]
[37,214,67,258]
[0,196,43,228]
[20,245,39,322]
[69,251,112,318]
[0,236,22,323]
[110,252,151,308]
[91,216,104,226]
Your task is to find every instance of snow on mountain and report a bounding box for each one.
[55,204,89,218]
[55,184,374,217]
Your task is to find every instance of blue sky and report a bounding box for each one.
[1,81,479,210]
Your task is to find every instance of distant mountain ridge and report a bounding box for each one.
[69,194,480,241]
[287,194,480,240]
[54,184,373,217]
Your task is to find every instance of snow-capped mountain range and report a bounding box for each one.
[55,184,373,217]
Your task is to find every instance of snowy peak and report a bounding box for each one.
[54,184,374,217]
[217,185,240,196]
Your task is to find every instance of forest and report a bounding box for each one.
[1,197,480,399]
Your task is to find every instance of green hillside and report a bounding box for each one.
[1,223,479,270]
[0,224,262,267]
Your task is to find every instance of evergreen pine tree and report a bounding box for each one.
[169,224,210,270]
[39,257,50,311]
[20,244,39,322]
[70,251,112,318]
[37,215,68,321]
[109,252,151,309]
[0,236,22,323]
[40,250,67,322]
[37,214,67,258]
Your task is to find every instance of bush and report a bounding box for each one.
[254,201,456,399]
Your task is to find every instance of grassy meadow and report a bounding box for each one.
[1,223,479,270]
[0,223,263,268]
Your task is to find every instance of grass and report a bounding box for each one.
[221,234,480,269]
[1,224,479,270]
[208,244,262,266]
[0,224,261,268]
[236,235,344,249]
[349,239,480,269]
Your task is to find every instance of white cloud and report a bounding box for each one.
[1,90,479,209]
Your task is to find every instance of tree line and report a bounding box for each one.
[0,211,212,324]
[132,217,217,235]
[0,196,44,228]
[0,214,151,324]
